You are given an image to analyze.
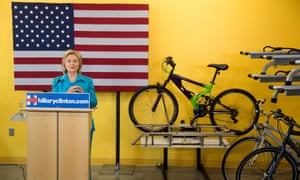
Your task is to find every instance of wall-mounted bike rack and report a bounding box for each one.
[241,51,300,82]
[241,47,300,103]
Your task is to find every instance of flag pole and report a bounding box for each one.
[115,91,120,171]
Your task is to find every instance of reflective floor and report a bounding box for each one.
[0,164,225,180]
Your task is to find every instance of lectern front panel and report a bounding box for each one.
[27,111,57,180]
[58,112,91,180]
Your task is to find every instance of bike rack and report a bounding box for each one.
[132,124,236,148]
[242,49,300,102]
[132,123,237,179]
[241,51,300,83]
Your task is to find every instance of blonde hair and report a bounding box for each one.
[61,49,83,73]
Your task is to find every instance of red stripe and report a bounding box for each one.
[15,85,51,92]
[14,58,148,65]
[14,72,147,79]
[83,72,148,79]
[95,85,144,92]
[83,58,148,65]
[74,4,149,10]
[14,58,61,64]
[15,72,62,78]
[74,17,148,24]
[75,31,148,38]
[75,45,148,52]
[15,85,145,92]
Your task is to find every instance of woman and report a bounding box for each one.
[52,49,97,179]
[52,49,98,138]
[52,49,98,109]
[53,50,98,138]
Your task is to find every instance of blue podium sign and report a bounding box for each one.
[26,92,90,109]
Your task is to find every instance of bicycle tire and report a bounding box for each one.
[210,88,259,135]
[221,136,272,180]
[128,85,179,132]
[236,147,298,180]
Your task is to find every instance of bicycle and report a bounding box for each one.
[221,100,300,180]
[128,56,259,135]
[236,109,300,179]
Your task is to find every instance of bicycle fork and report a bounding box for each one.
[152,85,172,131]
[263,149,286,179]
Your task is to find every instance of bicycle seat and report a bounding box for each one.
[207,64,229,71]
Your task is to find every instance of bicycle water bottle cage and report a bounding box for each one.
[207,64,229,71]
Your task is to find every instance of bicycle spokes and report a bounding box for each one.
[212,100,239,123]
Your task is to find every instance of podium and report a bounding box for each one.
[25,108,93,180]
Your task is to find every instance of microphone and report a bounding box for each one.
[52,79,62,91]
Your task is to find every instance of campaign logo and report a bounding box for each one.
[25,92,90,109]
[27,95,38,106]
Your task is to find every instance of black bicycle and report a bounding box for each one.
[128,56,259,135]
[236,109,300,179]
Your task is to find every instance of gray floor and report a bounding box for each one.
[0,164,224,180]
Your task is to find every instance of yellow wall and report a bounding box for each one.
[1,0,300,167]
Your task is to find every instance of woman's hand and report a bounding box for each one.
[67,85,83,93]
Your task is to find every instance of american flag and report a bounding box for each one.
[12,2,148,92]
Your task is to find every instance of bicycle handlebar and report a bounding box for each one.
[164,56,176,68]
[271,109,300,129]
[161,56,176,74]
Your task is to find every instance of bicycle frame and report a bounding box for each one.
[160,61,220,112]
[265,124,300,178]
[252,103,300,157]
[167,73,214,111]
[255,121,300,157]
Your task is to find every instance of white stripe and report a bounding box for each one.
[75,38,148,45]
[82,65,148,72]
[14,51,148,59]
[74,10,148,18]
[14,65,61,71]
[14,65,148,72]
[74,24,148,32]
[15,78,52,85]
[80,51,148,59]
[15,78,148,86]
[14,51,64,58]
[93,79,148,86]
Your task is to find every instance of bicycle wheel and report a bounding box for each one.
[210,88,259,135]
[222,136,272,180]
[128,85,179,132]
[236,147,298,180]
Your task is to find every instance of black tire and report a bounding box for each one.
[236,147,298,180]
[210,88,259,135]
[221,136,272,180]
[128,85,179,132]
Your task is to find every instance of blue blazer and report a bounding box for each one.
[52,73,98,108]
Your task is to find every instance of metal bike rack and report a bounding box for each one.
[242,48,300,102]
[132,123,237,179]
[242,51,300,83]
[132,124,236,148]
